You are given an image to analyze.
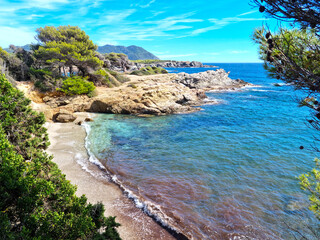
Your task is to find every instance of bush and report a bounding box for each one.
[105,69,130,84]
[58,76,95,96]
[0,74,121,239]
[130,66,168,76]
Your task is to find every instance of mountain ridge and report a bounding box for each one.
[4,44,159,60]
[97,44,159,60]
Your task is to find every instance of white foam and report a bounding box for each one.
[80,113,185,236]
[82,117,106,170]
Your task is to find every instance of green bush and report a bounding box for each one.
[0,74,121,239]
[132,59,169,64]
[130,66,168,76]
[58,76,95,96]
[105,69,130,83]
[29,67,53,78]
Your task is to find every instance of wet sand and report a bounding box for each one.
[46,112,175,240]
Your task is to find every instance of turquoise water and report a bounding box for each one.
[87,63,318,239]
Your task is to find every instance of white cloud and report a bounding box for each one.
[96,12,203,43]
[0,27,35,47]
[237,10,257,16]
[140,0,156,8]
[191,14,266,36]
[25,14,44,20]
[103,9,136,24]
[28,0,69,9]
[131,0,156,8]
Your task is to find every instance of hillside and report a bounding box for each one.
[97,45,159,60]
[4,44,31,53]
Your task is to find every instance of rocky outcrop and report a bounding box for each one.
[176,69,251,90]
[95,53,216,72]
[136,61,216,69]
[19,69,251,121]
[88,74,207,115]
[54,109,77,123]
[96,53,138,72]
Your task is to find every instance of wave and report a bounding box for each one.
[250,89,279,92]
[81,117,189,239]
[203,97,226,105]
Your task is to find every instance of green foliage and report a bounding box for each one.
[58,76,95,96]
[131,66,168,76]
[252,27,320,89]
[0,74,121,239]
[105,69,130,84]
[29,67,53,77]
[300,158,320,219]
[132,59,169,64]
[0,74,48,159]
[94,69,111,86]
[0,47,30,82]
[253,1,320,228]
[105,52,127,61]
[34,26,103,78]
[29,67,57,92]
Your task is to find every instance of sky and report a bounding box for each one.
[0,0,281,62]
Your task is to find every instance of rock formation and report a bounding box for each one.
[176,69,251,90]
[135,61,216,69]
[17,69,251,121]
[54,109,77,123]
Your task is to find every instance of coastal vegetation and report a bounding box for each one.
[253,0,320,227]
[0,74,121,239]
[57,76,96,96]
[132,59,169,64]
[0,26,175,94]
[131,66,168,76]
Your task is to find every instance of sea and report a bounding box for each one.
[84,63,319,239]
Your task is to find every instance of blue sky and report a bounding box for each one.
[0,0,278,62]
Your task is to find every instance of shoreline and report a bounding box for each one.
[46,112,176,240]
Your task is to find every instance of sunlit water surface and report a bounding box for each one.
[86,63,319,239]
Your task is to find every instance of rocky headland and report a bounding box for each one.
[17,69,252,123]
[176,69,249,90]
[96,53,216,72]
[135,61,216,69]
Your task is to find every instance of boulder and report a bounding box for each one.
[54,109,77,123]
[84,117,94,122]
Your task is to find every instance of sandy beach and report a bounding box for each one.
[46,112,175,240]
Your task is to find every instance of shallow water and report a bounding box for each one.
[86,63,319,239]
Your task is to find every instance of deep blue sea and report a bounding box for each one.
[86,63,319,239]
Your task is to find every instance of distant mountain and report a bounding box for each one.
[97,45,159,60]
[3,44,159,61]
[4,44,31,53]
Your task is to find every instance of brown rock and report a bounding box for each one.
[84,118,94,122]
[55,109,77,123]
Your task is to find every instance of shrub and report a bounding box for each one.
[130,66,167,76]
[105,69,130,83]
[0,74,121,239]
[58,76,95,96]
